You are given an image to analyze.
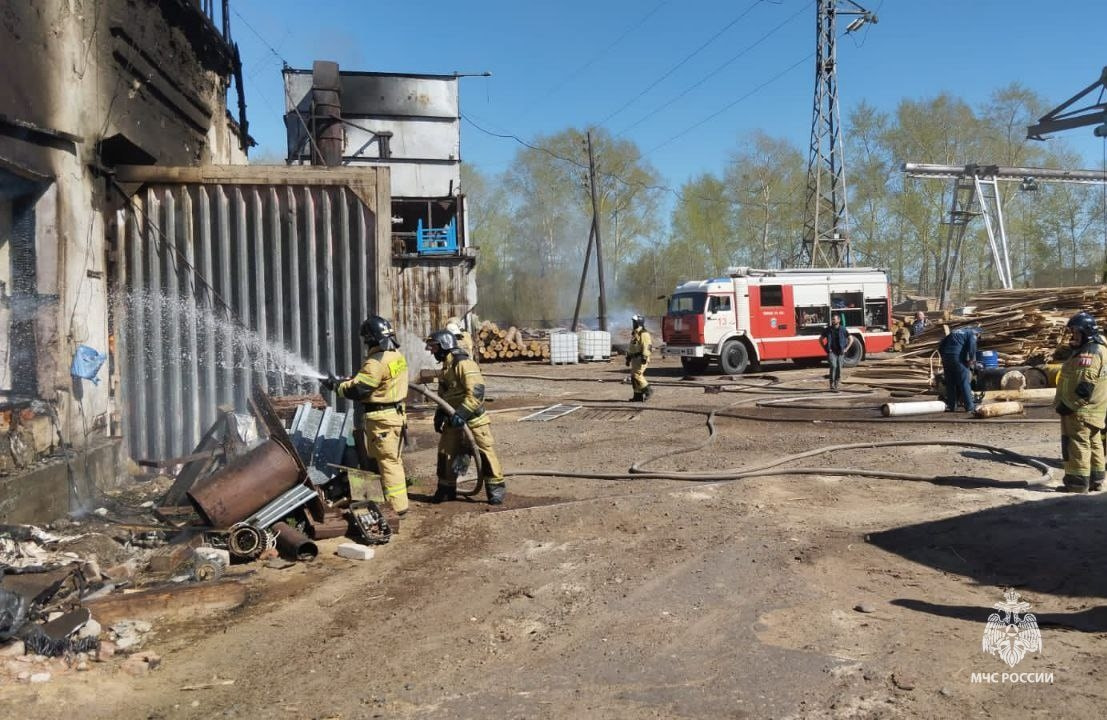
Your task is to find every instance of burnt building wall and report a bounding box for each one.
[0,0,247,518]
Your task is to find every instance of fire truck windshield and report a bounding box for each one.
[668,293,706,315]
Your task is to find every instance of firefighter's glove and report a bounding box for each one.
[433,407,449,433]
[1076,381,1095,401]
[625,354,631,367]
[449,411,468,429]
[1056,403,1075,416]
[321,373,339,392]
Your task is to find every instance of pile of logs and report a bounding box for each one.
[853,285,1107,391]
[476,321,551,362]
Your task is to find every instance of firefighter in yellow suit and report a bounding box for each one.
[1054,311,1107,493]
[425,329,505,505]
[627,314,652,402]
[323,316,410,514]
[445,316,475,358]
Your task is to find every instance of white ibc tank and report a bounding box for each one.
[578,330,611,361]
[549,331,579,364]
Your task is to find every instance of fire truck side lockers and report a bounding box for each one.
[661,267,894,374]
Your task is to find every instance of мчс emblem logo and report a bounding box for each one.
[982,589,1042,668]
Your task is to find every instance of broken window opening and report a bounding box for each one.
[391,197,460,256]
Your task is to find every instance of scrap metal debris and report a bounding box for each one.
[0,385,395,682]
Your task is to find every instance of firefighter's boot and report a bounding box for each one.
[486,480,506,506]
[432,484,457,503]
[1091,470,1105,492]
[630,391,643,402]
[641,385,653,401]
[1058,473,1090,493]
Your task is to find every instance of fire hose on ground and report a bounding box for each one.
[498,392,1054,488]
[418,368,1057,492]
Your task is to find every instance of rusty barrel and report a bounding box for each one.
[188,440,301,528]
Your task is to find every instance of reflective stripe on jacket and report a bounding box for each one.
[629,329,652,361]
[339,348,409,423]
[438,351,490,428]
[1055,340,1107,429]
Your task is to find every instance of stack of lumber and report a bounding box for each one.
[476,321,551,362]
[852,285,1107,392]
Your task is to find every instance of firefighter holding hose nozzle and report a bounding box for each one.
[425,329,506,505]
[321,315,410,515]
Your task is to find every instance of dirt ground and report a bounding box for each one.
[2,355,1104,719]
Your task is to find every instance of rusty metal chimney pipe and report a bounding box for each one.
[311,60,343,166]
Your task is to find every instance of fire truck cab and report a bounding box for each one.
[661,267,894,374]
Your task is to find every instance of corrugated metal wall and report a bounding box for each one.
[118,183,379,461]
[391,259,477,369]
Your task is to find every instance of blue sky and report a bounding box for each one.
[232,0,1107,189]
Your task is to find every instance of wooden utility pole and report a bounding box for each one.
[570,220,596,331]
[587,130,608,331]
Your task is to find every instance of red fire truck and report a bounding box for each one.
[661,267,895,374]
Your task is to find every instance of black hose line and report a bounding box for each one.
[436,369,1057,491]
[505,439,1053,487]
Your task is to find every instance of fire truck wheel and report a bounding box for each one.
[680,356,710,374]
[842,337,866,367]
[719,340,749,375]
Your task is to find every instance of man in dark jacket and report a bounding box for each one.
[938,325,982,413]
[819,313,855,392]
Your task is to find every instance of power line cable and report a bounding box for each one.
[541,1,669,101]
[464,23,857,208]
[232,5,324,164]
[597,0,765,126]
[647,52,813,154]
[846,0,883,48]
[462,114,725,205]
[617,0,812,137]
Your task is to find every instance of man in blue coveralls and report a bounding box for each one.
[938,325,982,413]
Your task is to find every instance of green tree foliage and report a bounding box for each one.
[725,132,807,268]
[464,128,662,326]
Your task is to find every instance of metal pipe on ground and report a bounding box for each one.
[974,401,1024,418]
[273,521,318,561]
[881,400,949,417]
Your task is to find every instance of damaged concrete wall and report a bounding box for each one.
[0,0,247,520]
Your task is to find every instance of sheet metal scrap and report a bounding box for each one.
[289,403,354,486]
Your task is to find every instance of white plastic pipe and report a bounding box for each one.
[881,400,950,417]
